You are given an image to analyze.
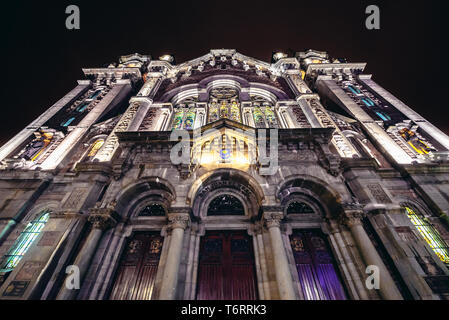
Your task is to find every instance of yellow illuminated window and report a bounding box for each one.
[87,139,105,157]
[405,206,449,265]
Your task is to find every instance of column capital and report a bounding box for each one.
[340,209,365,228]
[263,210,284,229]
[88,201,119,230]
[167,213,190,230]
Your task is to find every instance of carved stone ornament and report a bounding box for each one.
[263,210,284,229]
[167,213,190,230]
[88,202,119,230]
[340,208,365,228]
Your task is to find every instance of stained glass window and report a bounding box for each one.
[404,206,449,265]
[61,117,76,127]
[172,108,184,130]
[0,210,50,272]
[208,88,241,124]
[253,106,265,128]
[139,204,166,217]
[230,100,241,122]
[76,102,89,113]
[208,195,244,216]
[87,139,105,158]
[208,101,219,123]
[220,101,229,119]
[184,109,196,130]
[287,202,315,214]
[264,106,278,128]
[88,90,102,100]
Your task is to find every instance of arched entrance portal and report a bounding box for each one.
[196,230,258,300]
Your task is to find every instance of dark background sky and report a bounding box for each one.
[0,0,448,146]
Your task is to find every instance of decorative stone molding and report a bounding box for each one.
[167,213,190,230]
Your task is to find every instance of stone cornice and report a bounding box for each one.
[306,63,366,76]
[116,125,335,145]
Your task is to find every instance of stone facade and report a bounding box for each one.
[0,49,448,300]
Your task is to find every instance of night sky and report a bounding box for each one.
[1,0,448,146]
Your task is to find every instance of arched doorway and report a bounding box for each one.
[196,230,258,300]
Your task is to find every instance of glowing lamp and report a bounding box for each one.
[159,54,174,63]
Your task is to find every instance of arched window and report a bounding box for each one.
[207,88,241,124]
[287,201,315,214]
[250,96,279,128]
[139,204,166,217]
[172,105,197,130]
[404,205,449,265]
[207,195,244,216]
[0,210,50,272]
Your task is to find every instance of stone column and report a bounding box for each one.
[342,209,402,300]
[158,213,190,300]
[264,210,296,300]
[56,205,118,300]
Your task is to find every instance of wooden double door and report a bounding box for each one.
[109,231,258,300]
[109,232,163,300]
[196,231,258,300]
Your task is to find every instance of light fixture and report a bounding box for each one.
[159,54,174,63]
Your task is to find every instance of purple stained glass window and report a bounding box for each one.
[290,230,347,300]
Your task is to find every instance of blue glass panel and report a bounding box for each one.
[348,85,361,95]
[376,112,391,121]
[61,117,76,127]
[76,103,89,112]
[89,90,102,100]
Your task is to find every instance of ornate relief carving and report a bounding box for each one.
[139,108,161,131]
[94,102,140,161]
[167,213,190,230]
[263,210,284,229]
[15,261,43,281]
[88,201,119,230]
[62,187,88,209]
[367,184,392,204]
[340,208,365,227]
[291,107,312,128]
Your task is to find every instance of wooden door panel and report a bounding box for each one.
[109,232,163,300]
[290,230,347,300]
[196,231,258,300]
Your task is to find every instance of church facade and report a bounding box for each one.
[0,49,448,300]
